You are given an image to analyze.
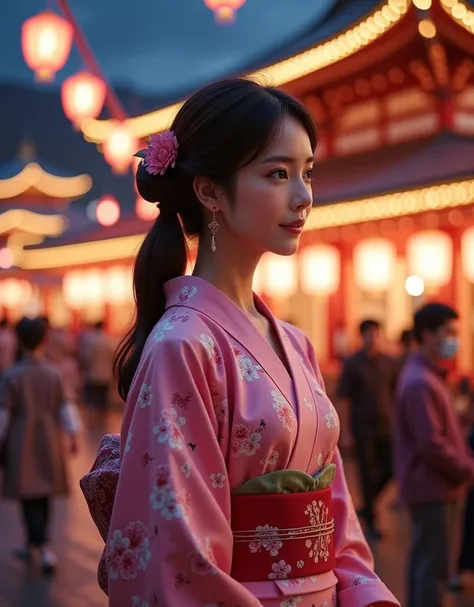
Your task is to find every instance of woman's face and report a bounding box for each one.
[222,115,314,257]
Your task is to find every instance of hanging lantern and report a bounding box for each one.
[300,245,340,296]
[261,254,298,298]
[21,11,73,82]
[136,196,159,221]
[103,122,137,174]
[0,279,32,309]
[462,227,474,283]
[61,71,106,126]
[203,0,246,24]
[96,195,120,227]
[354,238,396,292]
[103,266,132,304]
[407,230,452,287]
[63,270,86,309]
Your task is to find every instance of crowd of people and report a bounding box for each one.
[337,303,474,607]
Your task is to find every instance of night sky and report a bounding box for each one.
[0,0,336,96]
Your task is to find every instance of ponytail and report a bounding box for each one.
[114,212,187,400]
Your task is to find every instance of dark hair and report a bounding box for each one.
[400,328,414,347]
[414,303,458,344]
[15,317,47,351]
[0,318,7,329]
[359,319,380,335]
[114,78,316,400]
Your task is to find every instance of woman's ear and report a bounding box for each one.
[193,175,226,213]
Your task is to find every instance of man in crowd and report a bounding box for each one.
[394,303,474,607]
[337,319,397,540]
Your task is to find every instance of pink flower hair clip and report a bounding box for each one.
[134,130,179,176]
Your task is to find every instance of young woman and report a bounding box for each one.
[82,79,399,607]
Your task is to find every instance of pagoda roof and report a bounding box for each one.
[0,145,92,201]
[313,131,474,205]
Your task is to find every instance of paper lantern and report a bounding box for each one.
[407,230,452,287]
[21,11,73,82]
[103,123,137,174]
[261,254,297,298]
[103,266,132,304]
[61,71,106,125]
[82,268,104,305]
[136,196,159,221]
[0,279,32,309]
[300,245,340,296]
[461,227,474,283]
[63,270,86,309]
[96,196,120,227]
[354,238,396,292]
[203,0,246,23]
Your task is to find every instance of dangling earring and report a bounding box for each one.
[208,207,219,253]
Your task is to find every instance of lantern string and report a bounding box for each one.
[56,0,127,122]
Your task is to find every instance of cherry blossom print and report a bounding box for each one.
[280,598,303,607]
[215,399,228,423]
[174,572,191,588]
[279,577,305,588]
[107,522,151,581]
[268,559,292,580]
[304,396,313,410]
[181,461,192,479]
[233,348,263,382]
[153,408,186,449]
[152,317,174,342]
[141,451,153,467]
[231,423,262,457]
[189,537,218,576]
[260,450,280,466]
[161,491,189,521]
[132,598,149,607]
[210,472,226,489]
[272,390,297,432]
[200,334,222,367]
[296,560,304,569]
[170,312,190,324]
[350,575,374,586]
[249,525,282,557]
[325,402,339,430]
[172,391,193,410]
[177,285,197,304]
[124,430,132,455]
[312,378,324,397]
[138,383,153,409]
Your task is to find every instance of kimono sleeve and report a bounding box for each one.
[302,336,399,606]
[107,335,262,607]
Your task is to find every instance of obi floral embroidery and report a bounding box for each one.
[268,559,292,580]
[200,334,222,367]
[304,500,332,563]
[150,464,189,521]
[210,472,226,489]
[271,390,297,432]
[177,285,197,304]
[230,422,264,457]
[153,408,186,449]
[138,384,152,409]
[249,525,282,556]
[107,521,151,581]
[233,347,262,382]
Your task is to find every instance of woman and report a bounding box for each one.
[82,79,399,606]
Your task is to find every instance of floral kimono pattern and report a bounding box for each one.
[105,276,399,607]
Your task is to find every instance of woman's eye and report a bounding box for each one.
[269,169,288,179]
[304,168,313,180]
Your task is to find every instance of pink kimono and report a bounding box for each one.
[91,276,399,607]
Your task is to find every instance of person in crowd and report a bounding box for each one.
[0,318,17,377]
[83,321,114,414]
[393,302,474,607]
[80,79,399,606]
[0,317,81,572]
[337,319,397,540]
[397,329,415,368]
[46,327,82,407]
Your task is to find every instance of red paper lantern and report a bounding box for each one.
[61,71,106,126]
[103,123,137,174]
[21,11,73,82]
[96,196,120,227]
[203,0,246,24]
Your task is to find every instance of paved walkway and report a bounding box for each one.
[0,411,473,607]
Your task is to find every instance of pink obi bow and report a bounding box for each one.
[79,433,120,595]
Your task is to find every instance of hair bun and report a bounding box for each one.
[136,162,180,213]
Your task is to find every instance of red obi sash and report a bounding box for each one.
[230,487,335,583]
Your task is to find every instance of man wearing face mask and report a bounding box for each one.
[394,302,474,607]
